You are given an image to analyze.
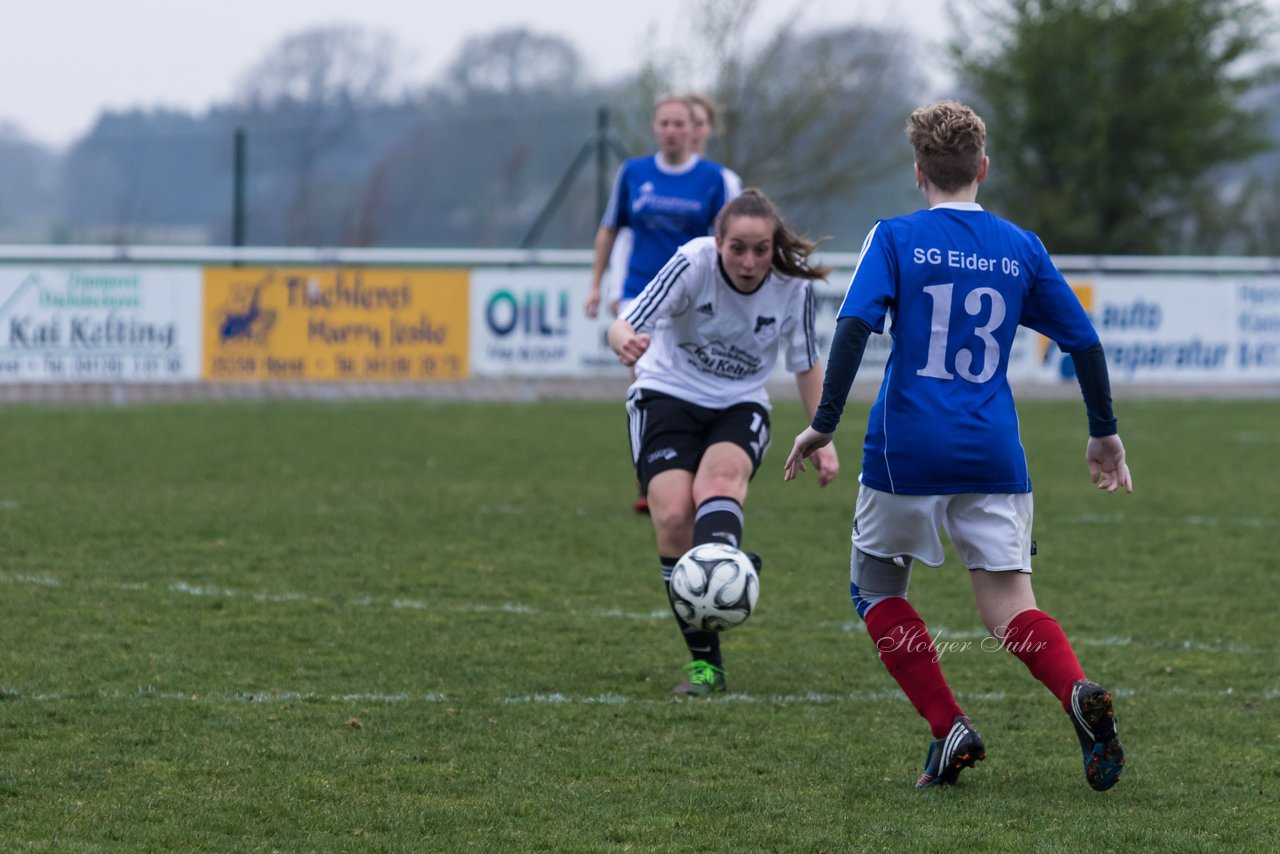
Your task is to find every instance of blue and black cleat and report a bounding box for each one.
[1069,679,1125,791]
[916,715,986,788]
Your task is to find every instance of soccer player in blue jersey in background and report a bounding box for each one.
[604,94,745,322]
[586,95,739,322]
[784,101,1131,791]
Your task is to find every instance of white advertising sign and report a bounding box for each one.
[468,268,628,378]
[466,265,1280,385]
[1015,275,1280,384]
[810,271,1280,386]
[809,270,890,386]
[0,266,202,382]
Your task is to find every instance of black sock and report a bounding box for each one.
[661,555,722,669]
[693,496,744,549]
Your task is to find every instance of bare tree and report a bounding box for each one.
[444,28,583,98]
[235,25,407,245]
[349,28,600,247]
[0,122,59,239]
[618,0,924,245]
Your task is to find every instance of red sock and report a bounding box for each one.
[864,597,964,739]
[1003,609,1086,710]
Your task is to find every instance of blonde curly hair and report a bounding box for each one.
[906,101,987,192]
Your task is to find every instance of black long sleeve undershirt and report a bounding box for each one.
[813,319,1116,438]
[812,316,873,434]
[1069,340,1118,436]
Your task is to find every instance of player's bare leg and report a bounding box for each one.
[969,569,1037,636]
[690,442,751,508]
[647,469,695,557]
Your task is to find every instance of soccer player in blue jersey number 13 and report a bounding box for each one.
[784,101,1132,792]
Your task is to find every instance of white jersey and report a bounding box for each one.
[623,236,819,410]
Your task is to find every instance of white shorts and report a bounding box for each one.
[852,485,1034,573]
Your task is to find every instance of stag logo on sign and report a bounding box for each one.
[218,279,277,345]
[485,289,568,338]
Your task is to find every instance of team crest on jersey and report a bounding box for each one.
[696,301,714,315]
[753,315,777,342]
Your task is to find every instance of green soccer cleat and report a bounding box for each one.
[673,659,726,697]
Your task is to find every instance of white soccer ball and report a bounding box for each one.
[668,543,760,632]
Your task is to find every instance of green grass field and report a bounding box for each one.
[1,397,1277,851]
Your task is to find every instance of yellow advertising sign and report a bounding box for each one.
[202,267,468,381]
[1066,280,1095,314]
[1037,280,1095,365]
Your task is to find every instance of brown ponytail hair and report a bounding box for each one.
[715,188,830,281]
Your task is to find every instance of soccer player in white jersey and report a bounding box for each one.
[608,189,839,696]
[784,101,1131,791]
[589,96,742,516]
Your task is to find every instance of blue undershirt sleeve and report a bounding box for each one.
[812,316,873,434]
[1069,341,1118,437]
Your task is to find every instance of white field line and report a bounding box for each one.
[14,573,61,586]
[2,570,1275,654]
[1236,431,1280,444]
[1,686,1273,706]
[1068,512,1268,528]
[504,684,1275,704]
[3,571,671,620]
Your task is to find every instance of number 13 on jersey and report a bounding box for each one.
[917,283,1008,384]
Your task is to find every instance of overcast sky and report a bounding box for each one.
[0,0,952,148]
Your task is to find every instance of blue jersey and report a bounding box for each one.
[602,155,731,300]
[838,203,1098,495]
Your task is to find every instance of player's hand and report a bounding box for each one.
[783,426,833,482]
[584,288,601,319]
[810,443,839,486]
[616,333,651,367]
[1086,434,1133,494]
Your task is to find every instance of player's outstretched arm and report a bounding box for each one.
[1086,434,1133,494]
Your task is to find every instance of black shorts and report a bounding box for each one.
[626,389,771,490]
